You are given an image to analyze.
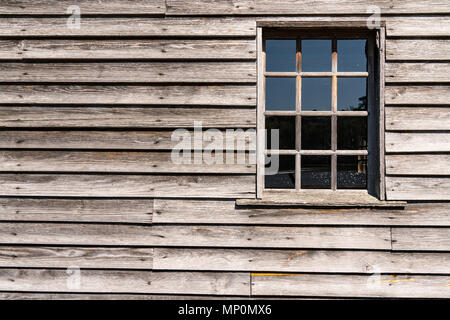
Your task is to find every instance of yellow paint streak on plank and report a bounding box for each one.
[251,273,296,276]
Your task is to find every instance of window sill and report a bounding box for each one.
[236,191,406,208]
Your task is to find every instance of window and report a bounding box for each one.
[256,23,385,201]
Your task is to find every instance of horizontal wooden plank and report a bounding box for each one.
[386,107,450,130]
[386,177,450,200]
[387,39,450,60]
[386,17,450,37]
[154,200,450,226]
[386,63,450,83]
[1,39,255,60]
[0,62,256,83]
[386,132,450,152]
[0,85,256,106]
[386,154,450,175]
[0,151,255,174]
[0,174,255,198]
[0,198,152,223]
[0,0,166,15]
[251,274,450,298]
[154,248,450,274]
[385,86,450,105]
[0,246,153,269]
[0,269,250,295]
[392,228,450,251]
[0,130,256,151]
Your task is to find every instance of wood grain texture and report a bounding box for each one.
[0,85,256,106]
[387,39,450,60]
[0,174,255,198]
[386,63,450,83]
[386,154,450,175]
[0,293,254,300]
[154,248,450,274]
[0,198,153,223]
[386,177,450,200]
[386,107,450,130]
[392,228,450,251]
[0,246,153,269]
[386,132,450,152]
[386,17,450,37]
[385,86,450,105]
[251,274,450,298]
[0,269,250,295]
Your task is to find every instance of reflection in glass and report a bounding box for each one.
[266,77,296,111]
[338,78,367,111]
[301,78,331,111]
[301,155,331,189]
[337,155,367,189]
[338,40,367,72]
[302,117,331,150]
[266,116,296,150]
[265,155,295,189]
[266,39,297,72]
[337,117,367,150]
[302,40,331,72]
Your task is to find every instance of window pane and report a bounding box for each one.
[338,39,367,72]
[337,117,367,150]
[266,39,297,72]
[265,155,295,189]
[337,155,367,189]
[301,78,331,111]
[266,116,296,150]
[266,77,296,111]
[338,78,367,111]
[301,155,331,189]
[301,40,331,72]
[302,116,331,150]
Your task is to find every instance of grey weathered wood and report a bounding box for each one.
[154,200,450,226]
[154,248,450,274]
[0,198,152,223]
[0,130,256,151]
[386,63,450,83]
[386,107,450,130]
[386,177,450,200]
[0,62,256,83]
[0,107,256,128]
[386,17,450,37]
[386,132,450,152]
[251,274,450,298]
[0,269,250,295]
[387,39,450,60]
[0,246,153,269]
[392,228,450,251]
[385,86,450,105]
[0,85,256,106]
[386,155,450,175]
[0,174,255,198]
[0,151,255,174]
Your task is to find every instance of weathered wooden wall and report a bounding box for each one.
[0,0,449,299]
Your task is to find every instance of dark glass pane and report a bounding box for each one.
[301,155,331,189]
[338,78,367,111]
[266,116,296,150]
[302,116,331,150]
[337,155,367,189]
[301,40,331,72]
[265,155,295,189]
[301,78,331,111]
[266,77,296,111]
[338,39,367,72]
[266,39,297,72]
[337,117,367,150]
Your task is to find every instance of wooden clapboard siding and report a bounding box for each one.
[0,107,256,128]
[154,248,450,274]
[386,177,450,200]
[386,107,450,130]
[386,63,450,83]
[251,274,450,298]
[0,293,255,300]
[0,269,250,295]
[386,17,450,37]
[0,85,256,106]
[0,198,153,223]
[386,132,450,152]
[385,86,450,105]
[0,151,255,174]
[386,39,450,60]
[0,62,256,83]
[392,228,450,251]
[0,174,255,198]
[0,246,153,269]
[386,155,450,175]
